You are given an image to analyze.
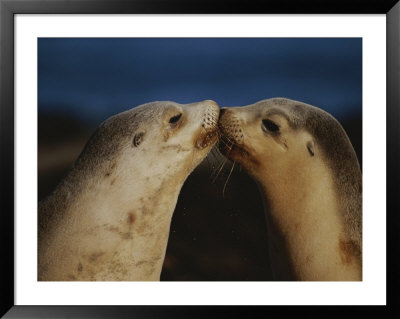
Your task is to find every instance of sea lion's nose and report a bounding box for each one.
[202,99,219,108]
[219,108,228,118]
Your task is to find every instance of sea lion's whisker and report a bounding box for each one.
[212,143,227,159]
[214,146,225,158]
[209,146,220,162]
[206,148,219,179]
[219,136,235,148]
[209,138,234,181]
[209,157,224,180]
[219,140,232,149]
[208,146,227,179]
[211,156,229,183]
[222,160,235,197]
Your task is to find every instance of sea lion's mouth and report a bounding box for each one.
[218,135,250,160]
[218,138,260,168]
[195,128,219,150]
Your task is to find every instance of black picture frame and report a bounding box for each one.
[1,0,399,318]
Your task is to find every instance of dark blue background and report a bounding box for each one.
[38,38,362,124]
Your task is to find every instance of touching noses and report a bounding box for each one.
[219,107,229,119]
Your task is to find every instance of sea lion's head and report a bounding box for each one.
[218,98,323,182]
[218,98,360,183]
[74,100,220,189]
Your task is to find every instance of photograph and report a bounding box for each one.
[38,37,362,282]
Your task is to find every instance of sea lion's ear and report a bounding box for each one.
[133,132,145,147]
[307,141,315,156]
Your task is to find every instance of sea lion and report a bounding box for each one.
[218,98,362,281]
[38,100,220,281]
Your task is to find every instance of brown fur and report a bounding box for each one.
[38,102,165,247]
[38,100,219,281]
[219,98,362,280]
[273,98,362,259]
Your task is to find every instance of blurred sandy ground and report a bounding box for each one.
[38,111,361,281]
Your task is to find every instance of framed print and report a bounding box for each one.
[1,0,399,318]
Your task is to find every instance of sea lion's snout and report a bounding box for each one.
[195,100,220,150]
[201,100,219,130]
[218,108,245,145]
[195,130,218,150]
[217,107,252,166]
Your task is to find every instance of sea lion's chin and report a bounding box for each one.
[195,128,219,150]
[218,140,257,168]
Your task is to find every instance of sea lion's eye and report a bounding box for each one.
[307,141,315,156]
[169,113,182,125]
[262,119,280,133]
[133,132,145,147]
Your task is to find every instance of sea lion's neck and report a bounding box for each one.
[255,162,361,281]
[39,168,183,281]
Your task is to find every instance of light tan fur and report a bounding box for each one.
[218,98,362,281]
[38,100,219,281]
